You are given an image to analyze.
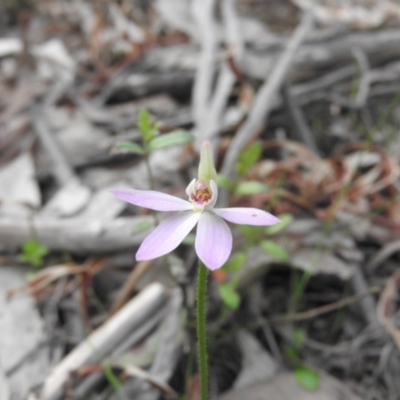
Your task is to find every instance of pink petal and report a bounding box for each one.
[213,207,280,226]
[136,211,200,260]
[195,211,232,270]
[111,189,192,212]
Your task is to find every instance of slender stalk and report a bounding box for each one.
[144,154,155,190]
[144,153,159,226]
[197,260,209,400]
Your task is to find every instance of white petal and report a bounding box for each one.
[195,211,232,270]
[137,211,200,260]
[185,179,196,198]
[205,179,218,209]
[111,189,192,211]
[213,207,280,226]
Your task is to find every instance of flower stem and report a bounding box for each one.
[144,154,155,190]
[144,153,160,226]
[197,260,209,400]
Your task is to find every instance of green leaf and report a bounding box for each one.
[148,130,193,151]
[138,109,151,135]
[216,174,232,189]
[292,328,307,349]
[118,142,144,155]
[222,252,246,272]
[284,345,299,361]
[19,239,49,267]
[238,225,263,242]
[138,109,158,143]
[265,213,293,235]
[237,142,262,175]
[219,284,241,310]
[260,240,290,261]
[103,364,123,391]
[235,181,268,195]
[294,366,320,391]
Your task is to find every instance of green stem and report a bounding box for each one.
[144,154,155,190]
[197,260,209,400]
[144,152,159,226]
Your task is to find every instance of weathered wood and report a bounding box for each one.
[0,216,154,253]
[40,282,168,400]
[0,266,50,400]
[220,11,314,200]
[123,28,400,87]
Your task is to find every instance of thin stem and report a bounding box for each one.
[197,260,209,400]
[144,154,155,190]
[144,152,159,226]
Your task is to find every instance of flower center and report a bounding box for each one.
[191,187,212,204]
[186,178,217,212]
[188,179,214,210]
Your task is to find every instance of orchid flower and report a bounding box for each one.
[111,142,280,270]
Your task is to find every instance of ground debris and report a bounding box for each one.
[1,1,400,399]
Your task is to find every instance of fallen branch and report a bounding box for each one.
[40,282,168,400]
[191,0,218,145]
[0,216,153,253]
[220,11,314,203]
[267,285,382,325]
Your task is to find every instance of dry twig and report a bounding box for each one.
[220,11,314,205]
[40,283,168,400]
[268,285,381,325]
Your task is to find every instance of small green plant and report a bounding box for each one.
[218,252,247,310]
[234,181,268,196]
[118,109,193,192]
[118,109,193,156]
[294,366,320,391]
[236,141,262,176]
[284,327,306,362]
[19,238,49,268]
[216,214,292,309]
[219,283,241,310]
[260,240,290,261]
[283,328,320,391]
[103,364,123,392]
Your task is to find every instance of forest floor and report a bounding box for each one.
[1,1,400,399]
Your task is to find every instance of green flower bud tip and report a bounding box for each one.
[198,141,217,183]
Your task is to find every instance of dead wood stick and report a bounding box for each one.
[73,306,167,399]
[191,0,218,144]
[282,81,320,155]
[110,289,183,400]
[292,65,357,98]
[266,284,381,325]
[0,216,154,253]
[247,28,400,81]
[220,11,313,204]
[199,0,243,143]
[352,48,371,108]
[109,259,156,316]
[40,282,168,400]
[132,28,400,96]
[32,113,75,187]
[351,263,379,326]
[33,110,92,217]
[367,240,400,271]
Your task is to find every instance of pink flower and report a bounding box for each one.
[111,142,280,270]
